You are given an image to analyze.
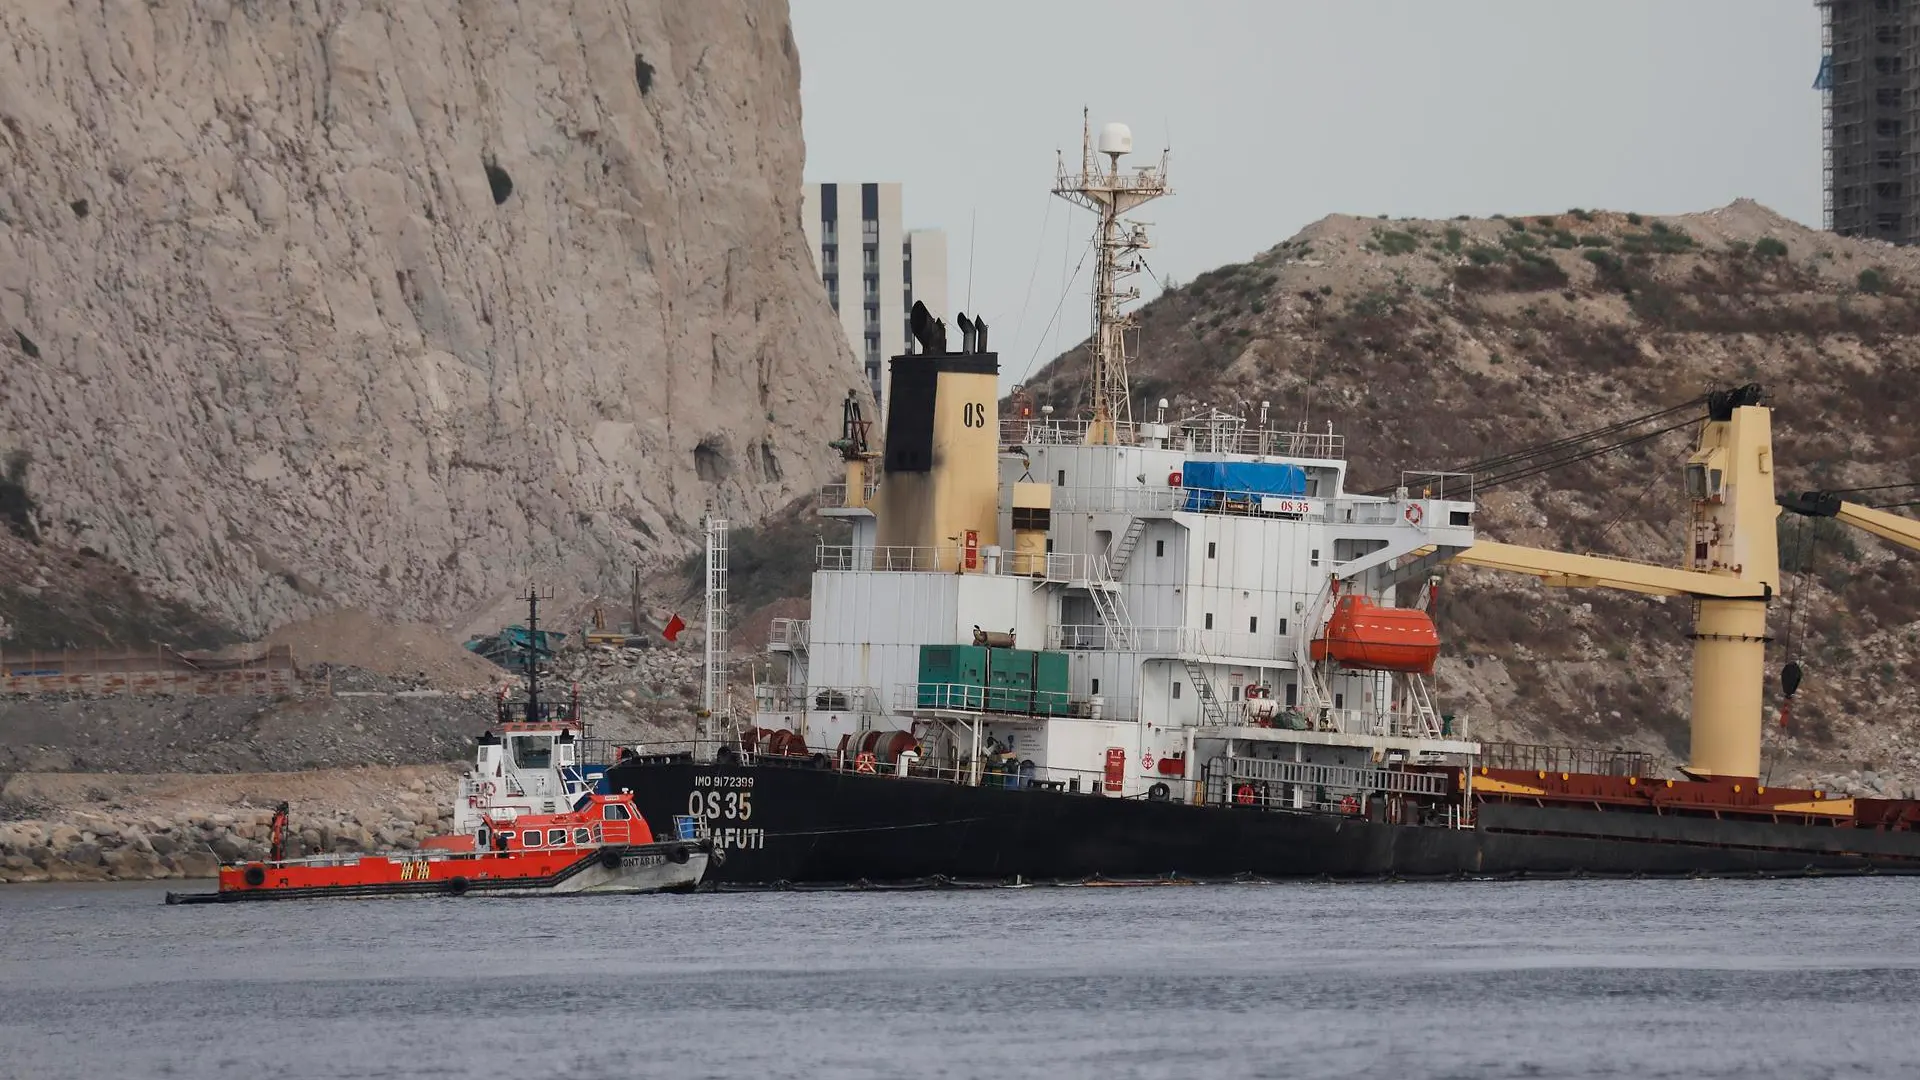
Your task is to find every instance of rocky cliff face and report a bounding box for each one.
[0,0,858,635]
[1022,200,1920,785]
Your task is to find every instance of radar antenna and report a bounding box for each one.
[1052,107,1171,445]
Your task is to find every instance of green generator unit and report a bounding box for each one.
[918,645,1069,715]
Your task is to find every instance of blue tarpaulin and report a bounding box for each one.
[1182,460,1307,511]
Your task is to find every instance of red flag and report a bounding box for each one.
[662,613,687,642]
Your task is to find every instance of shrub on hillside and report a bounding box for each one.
[1754,237,1789,258]
[1858,267,1887,293]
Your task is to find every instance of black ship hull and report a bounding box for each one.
[607,758,1920,885]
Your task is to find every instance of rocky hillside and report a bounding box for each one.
[0,0,861,636]
[1021,200,1920,785]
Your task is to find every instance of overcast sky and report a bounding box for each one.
[791,0,1821,387]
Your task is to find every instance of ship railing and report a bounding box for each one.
[1476,741,1650,777]
[818,480,880,510]
[1202,756,1461,821]
[1013,418,1345,459]
[751,684,883,717]
[817,544,957,572]
[896,682,1072,717]
[903,758,1116,794]
[1399,471,1475,503]
[1248,706,1470,742]
[1048,624,1293,662]
[768,618,810,649]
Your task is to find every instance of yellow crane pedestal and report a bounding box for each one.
[1450,386,1779,781]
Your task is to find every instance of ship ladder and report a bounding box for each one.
[1182,657,1228,727]
[1404,675,1443,740]
[1087,557,1138,651]
[1106,518,1147,579]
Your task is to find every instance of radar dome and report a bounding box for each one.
[1097,122,1133,156]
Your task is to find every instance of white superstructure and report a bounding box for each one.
[757,117,1481,813]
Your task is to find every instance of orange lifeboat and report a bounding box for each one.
[1309,594,1440,674]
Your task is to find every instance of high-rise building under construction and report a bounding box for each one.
[1818,0,1920,241]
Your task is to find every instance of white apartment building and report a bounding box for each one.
[801,182,948,408]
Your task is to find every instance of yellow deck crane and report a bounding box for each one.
[1447,385,1780,780]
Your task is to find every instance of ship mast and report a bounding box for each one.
[1052,108,1171,445]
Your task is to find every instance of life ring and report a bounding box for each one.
[1148,782,1172,802]
[1404,503,1423,525]
[446,875,471,896]
[854,752,878,774]
[599,847,623,869]
[242,864,266,887]
[1234,783,1256,806]
[1340,794,1361,815]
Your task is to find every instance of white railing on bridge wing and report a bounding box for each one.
[814,544,1114,580]
[768,618,810,649]
[1048,624,1293,661]
[1009,418,1345,460]
[818,480,880,509]
[817,544,952,572]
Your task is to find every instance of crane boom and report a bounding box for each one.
[1779,491,1920,553]
[1453,541,1771,599]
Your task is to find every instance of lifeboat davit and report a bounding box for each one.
[1309,594,1440,674]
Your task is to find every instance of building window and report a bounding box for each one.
[1155,540,1165,558]
[1204,613,1214,630]
[1249,617,1258,633]
[1207,542,1216,559]
[1173,681,1182,700]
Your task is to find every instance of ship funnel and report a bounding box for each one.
[875,304,1000,568]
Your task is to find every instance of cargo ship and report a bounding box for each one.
[604,115,1920,884]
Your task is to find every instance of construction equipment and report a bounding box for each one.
[1449,385,1779,780]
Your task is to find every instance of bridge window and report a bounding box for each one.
[547,828,568,847]
[573,827,592,845]
[1249,616,1258,632]
[1091,678,1101,694]
[1155,540,1165,557]
[521,831,541,847]
[513,736,554,769]
[1205,613,1214,629]
[603,803,631,821]
[1207,542,1217,559]
[1173,681,1182,700]
[1310,549,1320,567]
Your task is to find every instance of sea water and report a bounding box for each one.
[1,878,1915,1079]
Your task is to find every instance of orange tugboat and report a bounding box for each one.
[167,591,712,904]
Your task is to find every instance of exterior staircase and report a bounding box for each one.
[1106,518,1147,579]
[1182,656,1229,726]
[1087,556,1137,651]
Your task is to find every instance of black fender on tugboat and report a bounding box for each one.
[669,845,690,865]
[1148,782,1172,802]
[242,864,266,887]
[809,752,831,770]
[599,847,624,869]
[446,875,470,896]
